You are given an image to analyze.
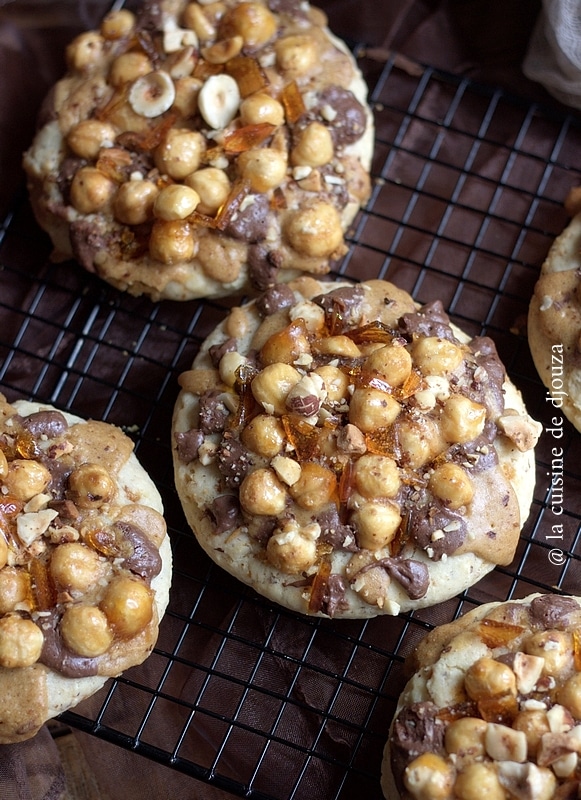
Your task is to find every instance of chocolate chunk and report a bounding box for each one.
[47,499,80,523]
[324,574,349,617]
[313,283,365,332]
[530,594,580,629]
[383,558,430,600]
[69,219,109,273]
[399,300,456,342]
[249,515,277,544]
[354,555,429,599]
[467,336,506,418]
[20,410,68,439]
[267,0,308,18]
[217,432,253,488]
[316,85,367,146]
[360,556,430,599]
[317,506,358,551]
[310,572,349,618]
[42,457,73,500]
[225,194,272,242]
[115,520,162,581]
[209,494,242,534]
[407,501,466,560]
[248,244,283,291]
[57,156,86,202]
[255,284,296,317]
[448,427,499,473]
[39,612,99,678]
[136,0,164,35]
[175,429,204,463]
[198,390,229,434]
[208,337,237,368]
[390,702,446,791]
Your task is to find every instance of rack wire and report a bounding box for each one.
[2,48,581,800]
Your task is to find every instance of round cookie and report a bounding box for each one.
[0,395,172,743]
[382,593,581,800]
[172,278,541,618]
[528,205,581,432]
[22,0,374,302]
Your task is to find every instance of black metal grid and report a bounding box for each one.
[2,50,581,800]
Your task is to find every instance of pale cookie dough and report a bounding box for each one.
[172,278,541,619]
[0,395,172,743]
[23,0,374,301]
[382,593,581,800]
[529,195,581,432]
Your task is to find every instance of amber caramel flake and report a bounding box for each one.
[574,628,581,671]
[29,557,57,612]
[281,80,306,124]
[477,618,524,648]
[476,693,519,725]
[308,557,331,614]
[223,122,277,153]
[226,56,268,98]
[282,414,326,462]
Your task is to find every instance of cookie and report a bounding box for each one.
[528,194,581,432]
[382,593,581,800]
[0,395,172,743]
[22,0,373,301]
[172,278,541,618]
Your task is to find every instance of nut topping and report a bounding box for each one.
[128,70,176,117]
[198,73,241,130]
[23,0,376,300]
[0,394,168,684]
[513,652,545,694]
[176,280,541,618]
[391,596,581,800]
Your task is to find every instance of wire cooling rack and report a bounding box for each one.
[2,48,581,800]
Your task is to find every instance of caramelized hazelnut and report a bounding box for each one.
[464,656,517,701]
[60,604,113,657]
[0,614,43,668]
[289,462,336,512]
[403,752,455,800]
[241,414,285,458]
[3,459,50,502]
[428,462,474,509]
[100,576,153,637]
[239,468,288,516]
[50,542,107,592]
[219,3,277,49]
[67,463,116,509]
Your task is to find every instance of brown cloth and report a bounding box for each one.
[0,1,563,799]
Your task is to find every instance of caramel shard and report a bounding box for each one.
[308,557,331,614]
[477,618,524,648]
[281,414,324,461]
[281,80,306,124]
[226,55,268,97]
[29,557,57,612]
[223,122,277,153]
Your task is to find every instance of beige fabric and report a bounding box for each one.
[523,0,581,109]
